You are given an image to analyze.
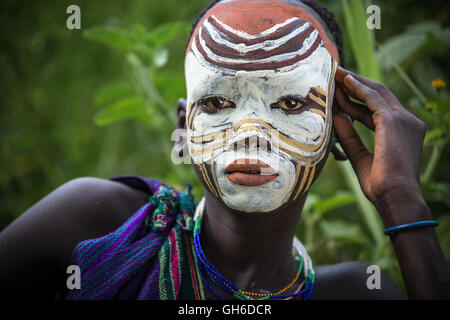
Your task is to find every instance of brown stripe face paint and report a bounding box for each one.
[186,0,339,67]
[200,20,316,61]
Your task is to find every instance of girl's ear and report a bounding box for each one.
[330,131,347,161]
[172,98,189,160]
[177,98,187,129]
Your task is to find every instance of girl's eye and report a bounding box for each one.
[272,96,305,111]
[200,97,235,113]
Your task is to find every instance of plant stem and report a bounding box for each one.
[337,161,385,248]
[422,138,447,184]
[377,43,428,105]
[138,66,175,127]
[392,61,428,105]
[127,53,175,127]
[306,218,314,249]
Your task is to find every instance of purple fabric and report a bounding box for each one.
[65,175,196,300]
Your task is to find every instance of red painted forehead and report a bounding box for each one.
[186,0,339,70]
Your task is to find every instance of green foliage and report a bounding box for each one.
[336,0,450,289]
[342,0,382,82]
[84,21,191,128]
[0,0,449,296]
[83,22,190,64]
[94,96,150,127]
[377,21,450,73]
[81,18,205,201]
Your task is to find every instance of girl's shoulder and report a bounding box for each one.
[0,176,151,298]
[50,177,151,261]
[54,176,151,234]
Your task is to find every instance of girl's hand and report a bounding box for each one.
[333,67,428,224]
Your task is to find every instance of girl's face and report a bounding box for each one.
[184,0,338,213]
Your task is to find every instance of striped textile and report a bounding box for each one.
[65,177,200,300]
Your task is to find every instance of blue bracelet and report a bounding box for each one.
[384,220,439,235]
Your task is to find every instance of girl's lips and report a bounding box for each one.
[225,159,278,186]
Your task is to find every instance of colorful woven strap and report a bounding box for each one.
[65,179,199,300]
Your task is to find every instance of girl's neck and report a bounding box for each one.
[199,190,307,293]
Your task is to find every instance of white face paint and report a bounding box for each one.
[184,11,337,213]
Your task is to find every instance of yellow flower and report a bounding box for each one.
[432,78,446,91]
[425,103,436,110]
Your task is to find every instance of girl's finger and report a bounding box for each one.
[336,67,388,112]
[337,67,403,110]
[335,86,375,131]
[343,74,391,113]
[333,113,373,182]
[335,66,348,84]
[177,98,187,115]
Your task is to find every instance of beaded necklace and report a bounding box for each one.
[192,198,315,300]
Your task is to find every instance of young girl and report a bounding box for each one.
[0,0,449,300]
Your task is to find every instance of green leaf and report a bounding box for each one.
[319,219,367,244]
[84,26,134,51]
[435,214,450,263]
[313,191,356,214]
[84,23,178,64]
[341,0,382,81]
[407,98,437,126]
[93,96,150,126]
[405,21,441,35]
[153,71,186,103]
[444,113,450,129]
[337,160,384,247]
[302,193,320,214]
[430,97,450,114]
[129,24,152,43]
[422,182,450,208]
[377,34,427,72]
[434,29,450,47]
[93,81,136,106]
[424,127,445,146]
[147,22,190,47]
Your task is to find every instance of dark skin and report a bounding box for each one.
[0,177,150,299]
[177,68,450,299]
[0,73,448,299]
[333,68,450,298]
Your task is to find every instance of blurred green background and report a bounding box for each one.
[1,0,449,291]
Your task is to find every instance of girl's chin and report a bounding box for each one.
[219,188,291,213]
